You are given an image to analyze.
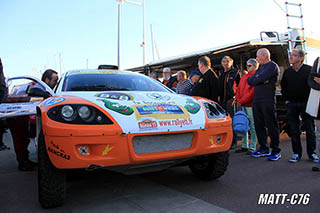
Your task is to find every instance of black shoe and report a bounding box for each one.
[0,144,10,151]
[18,160,37,171]
[235,148,248,153]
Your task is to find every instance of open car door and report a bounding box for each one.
[0,76,54,118]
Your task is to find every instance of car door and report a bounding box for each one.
[0,76,54,118]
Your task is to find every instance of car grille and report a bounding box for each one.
[132,133,194,154]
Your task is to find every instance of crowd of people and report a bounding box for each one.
[1,47,320,172]
[152,48,320,170]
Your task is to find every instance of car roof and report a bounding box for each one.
[65,69,140,77]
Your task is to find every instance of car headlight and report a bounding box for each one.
[47,104,113,125]
[78,106,91,120]
[61,105,74,119]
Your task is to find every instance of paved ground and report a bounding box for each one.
[0,132,319,212]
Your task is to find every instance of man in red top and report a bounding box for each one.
[234,59,259,154]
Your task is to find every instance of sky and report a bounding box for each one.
[1,0,320,78]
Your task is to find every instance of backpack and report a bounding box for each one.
[232,108,250,134]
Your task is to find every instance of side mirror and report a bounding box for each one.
[28,87,50,98]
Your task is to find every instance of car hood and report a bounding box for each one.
[63,91,206,134]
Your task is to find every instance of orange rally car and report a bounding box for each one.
[1,69,233,208]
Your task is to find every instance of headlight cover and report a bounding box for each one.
[47,104,113,125]
[203,102,227,118]
[61,105,75,120]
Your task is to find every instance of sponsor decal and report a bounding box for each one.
[98,99,134,115]
[138,119,158,129]
[102,145,114,156]
[44,97,66,107]
[158,118,193,127]
[146,93,171,101]
[209,136,214,145]
[47,141,70,160]
[133,103,190,120]
[96,92,133,101]
[184,98,201,114]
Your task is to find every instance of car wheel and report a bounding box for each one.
[189,151,229,180]
[38,130,66,208]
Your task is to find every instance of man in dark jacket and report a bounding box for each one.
[191,56,219,102]
[308,57,320,171]
[162,67,178,90]
[218,56,240,149]
[248,48,281,161]
[281,49,318,163]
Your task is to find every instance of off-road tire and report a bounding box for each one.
[189,151,229,180]
[38,130,66,208]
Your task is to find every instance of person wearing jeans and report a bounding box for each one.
[234,59,258,154]
[281,49,318,163]
[248,48,281,161]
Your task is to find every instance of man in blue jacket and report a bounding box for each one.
[248,48,281,161]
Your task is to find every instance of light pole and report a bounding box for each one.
[116,0,146,69]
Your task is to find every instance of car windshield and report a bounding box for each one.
[62,72,171,92]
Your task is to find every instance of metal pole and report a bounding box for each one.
[142,0,146,65]
[150,24,155,61]
[117,3,121,70]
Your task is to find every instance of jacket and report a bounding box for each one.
[248,61,279,104]
[162,76,178,89]
[218,67,240,105]
[280,64,312,102]
[191,69,219,102]
[235,71,255,107]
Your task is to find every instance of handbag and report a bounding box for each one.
[306,58,320,117]
[232,107,250,134]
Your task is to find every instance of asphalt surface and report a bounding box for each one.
[0,131,319,212]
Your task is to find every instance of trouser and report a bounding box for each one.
[316,120,320,155]
[241,107,257,150]
[252,102,281,153]
[7,116,30,163]
[287,101,316,157]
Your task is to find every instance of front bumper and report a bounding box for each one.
[42,117,232,169]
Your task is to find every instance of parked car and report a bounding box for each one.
[0,69,232,208]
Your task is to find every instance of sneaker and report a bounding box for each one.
[268,152,281,161]
[309,153,320,163]
[235,148,248,153]
[312,163,320,172]
[251,149,271,158]
[247,149,255,155]
[288,154,300,163]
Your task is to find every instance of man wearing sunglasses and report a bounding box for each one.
[281,49,318,163]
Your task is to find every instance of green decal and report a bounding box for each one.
[98,99,134,115]
[184,99,201,114]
